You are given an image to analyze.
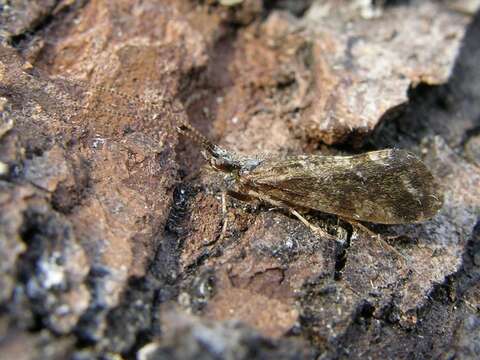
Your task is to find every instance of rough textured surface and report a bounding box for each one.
[297,0,469,145]
[0,0,59,37]
[0,0,479,359]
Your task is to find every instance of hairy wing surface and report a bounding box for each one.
[244,149,442,224]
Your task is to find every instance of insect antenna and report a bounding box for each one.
[84,81,221,157]
[48,75,232,163]
[176,122,219,156]
[89,81,227,159]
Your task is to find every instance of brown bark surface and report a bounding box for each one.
[0,1,479,359]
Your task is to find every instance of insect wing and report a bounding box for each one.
[243,149,443,224]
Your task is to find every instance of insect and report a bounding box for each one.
[19,69,443,239]
[176,121,443,238]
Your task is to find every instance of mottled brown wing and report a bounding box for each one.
[243,149,443,224]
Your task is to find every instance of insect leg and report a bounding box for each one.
[290,208,336,240]
[217,191,229,242]
[344,219,379,238]
[0,118,14,139]
[245,189,337,241]
[344,219,417,272]
[226,190,257,202]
